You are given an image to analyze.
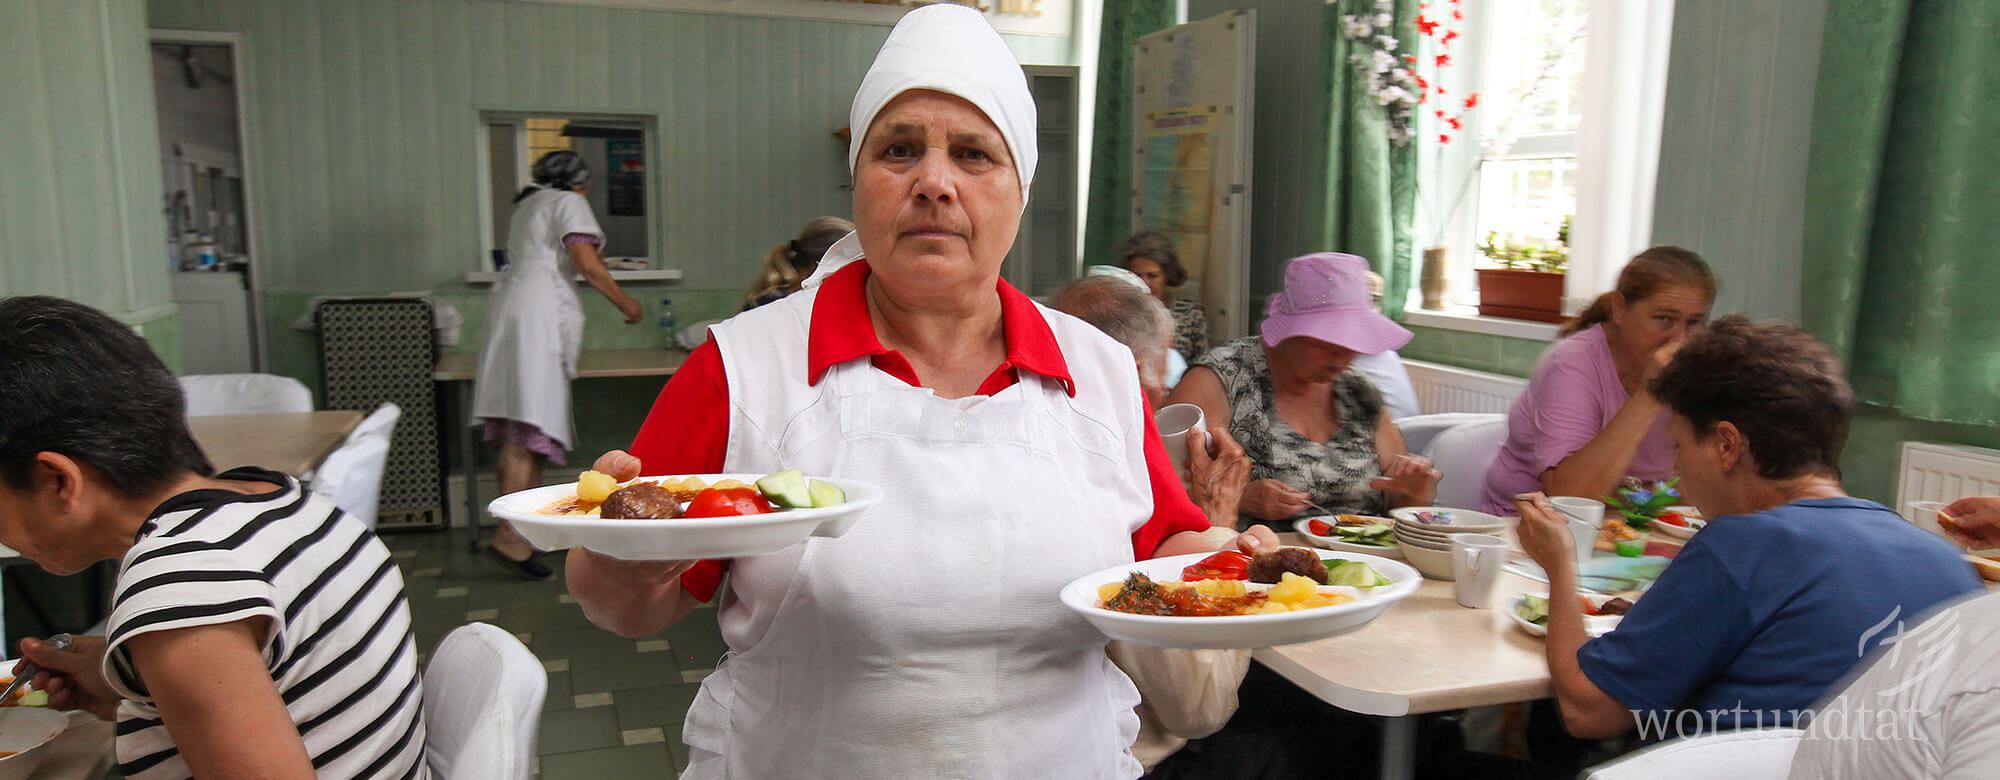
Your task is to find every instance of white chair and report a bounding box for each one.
[179,373,313,416]
[422,623,546,780]
[1424,417,1510,509]
[1393,412,1506,457]
[310,404,399,527]
[1584,728,1805,779]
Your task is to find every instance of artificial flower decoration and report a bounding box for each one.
[1605,477,1682,531]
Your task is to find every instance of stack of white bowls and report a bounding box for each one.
[1388,507,1508,580]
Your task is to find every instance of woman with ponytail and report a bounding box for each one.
[1479,246,1719,514]
[740,216,854,311]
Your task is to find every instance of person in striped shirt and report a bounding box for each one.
[0,296,428,779]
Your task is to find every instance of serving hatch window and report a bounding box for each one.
[481,112,656,269]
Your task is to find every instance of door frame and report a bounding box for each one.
[148,28,268,371]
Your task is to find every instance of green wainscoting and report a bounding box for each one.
[135,309,184,373]
[1397,324,1547,379]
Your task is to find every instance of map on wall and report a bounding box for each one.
[1141,106,1218,287]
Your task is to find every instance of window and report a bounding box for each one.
[479,112,657,269]
[1411,0,1673,325]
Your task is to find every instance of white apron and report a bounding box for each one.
[684,291,1151,778]
[470,188,602,449]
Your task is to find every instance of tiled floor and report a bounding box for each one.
[386,529,720,777]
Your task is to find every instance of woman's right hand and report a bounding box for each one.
[1241,479,1311,520]
[20,635,119,721]
[616,295,644,325]
[1942,497,2000,549]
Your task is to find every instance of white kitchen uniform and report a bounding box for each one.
[471,187,603,450]
[682,286,1153,778]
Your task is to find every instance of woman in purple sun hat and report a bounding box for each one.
[1165,252,1441,525]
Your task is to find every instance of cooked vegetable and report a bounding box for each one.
[756,469,813,508]
[684,486,776,518]
[576,470,618,503]
[1308,518,1334,536]
[1247,548,1329,584]
[1182,550,1253,581]
[1265,572,1318,603]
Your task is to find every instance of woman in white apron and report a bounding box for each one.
[563,6,1277,777]
[472,150,642,579]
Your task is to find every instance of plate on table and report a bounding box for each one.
[1507,593,1629,638]
[1294,516,1404,559]
[488,473,883,561]
[1059,548,1421,649]
[1647,512,1706,541]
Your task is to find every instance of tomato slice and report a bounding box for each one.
[1308,519,1334,536]
[683,486,775,518]
[1181,550,1252,581]
[1578,595,1601,616]
[1656,512,1687,527]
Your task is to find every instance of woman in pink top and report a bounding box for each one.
[1481,247,1718,515]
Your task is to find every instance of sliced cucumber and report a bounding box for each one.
[756,469,813,508]
[807,478,846,507]
[1325,560,1392,587]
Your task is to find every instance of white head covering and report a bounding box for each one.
[804,3,1037,289]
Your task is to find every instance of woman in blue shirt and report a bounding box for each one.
[1513,316,1981,740]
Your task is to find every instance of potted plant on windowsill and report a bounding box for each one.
[1475,216,1569,323]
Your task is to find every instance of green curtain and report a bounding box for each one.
[1321,0,1419,319]
[1080,0,1177,268]
[1803,0,2000,426]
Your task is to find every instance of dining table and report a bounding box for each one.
[1256,529,1684,780]
[186,410,365,476]
[433,348,688,552]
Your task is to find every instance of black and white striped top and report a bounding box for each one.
[102,468,429,779]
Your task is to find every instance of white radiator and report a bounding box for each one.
[1896,442,2000,539]
[1403,359,1528,415]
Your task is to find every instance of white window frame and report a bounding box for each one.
[1407,0,1675,340]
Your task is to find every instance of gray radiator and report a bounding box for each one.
[315,298,443,529]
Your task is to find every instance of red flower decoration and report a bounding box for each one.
[1415,74,1430,89]
[1404,55,1419,63]
[1443,30,1460,45]
[1435,109,1445,119]
[1440,134,1452,144]
[1435,53,1452,67]
[1416,16,1439,35]
[1453,9,1464,20]
[1447,116,1463,130]
[1463,93,1480,109]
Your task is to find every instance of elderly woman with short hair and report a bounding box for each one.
[563,7,1274,777]
[1514,316,1982,739]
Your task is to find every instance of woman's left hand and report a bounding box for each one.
[1370,454,1442,505]
[1225,525,1281,555]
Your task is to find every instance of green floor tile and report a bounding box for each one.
[537,705,624,754]
[569,652,680,695]
[533,627,642,661]
[543,670,573,712]
[612,683,702,731]
[496,603,600,633]
[536,743,675,777]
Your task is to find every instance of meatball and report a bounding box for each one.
[1598,597,1634,616]
[1246,547,1327,584]
[599,483,683,520]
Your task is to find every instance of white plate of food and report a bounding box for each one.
[1059,547,1421,649]
[1646,508,1707,541]
[1507,592,1633,638]
[488,470,883,561]
[1294,516,1404,559]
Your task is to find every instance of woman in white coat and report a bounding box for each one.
[473,150,642,579]
[564,6,1277,777]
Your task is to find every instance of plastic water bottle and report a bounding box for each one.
[658,298,676,346]
[194,232,219,270]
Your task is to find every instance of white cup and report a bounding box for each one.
[1451,533,1510,608]
[1155,403,1207,472]
[1550,497,1606,566]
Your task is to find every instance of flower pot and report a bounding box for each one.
[1475,268,1566,323]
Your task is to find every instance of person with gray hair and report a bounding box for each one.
[1053,274,1176,407]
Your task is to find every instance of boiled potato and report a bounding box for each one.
[577,470,618,503]
[1098,582,1124,603]
[1267,572,1317,604]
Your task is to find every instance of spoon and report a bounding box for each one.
[1,633,73,704]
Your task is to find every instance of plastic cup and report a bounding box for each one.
[1155,404,1206,472]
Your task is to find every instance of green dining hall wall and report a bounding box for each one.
[143,0,1075,463]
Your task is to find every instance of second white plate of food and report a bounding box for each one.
[1059,547,1420,649]
[1294,517,1404,559]
[488,473,884,561]
[1507,592,1630,638]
